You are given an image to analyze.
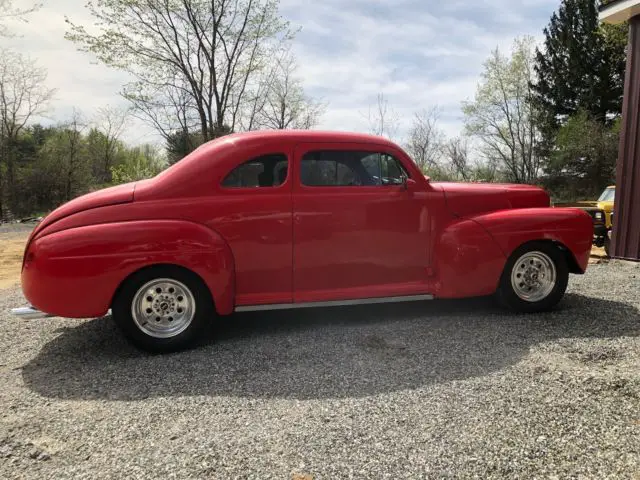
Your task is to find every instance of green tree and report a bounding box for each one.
[0,48,55,219]
[90,106,130,183]
[111,144,166,184]
[463,36,541,183]
[532,0,626,159]
[37,111,93,203]
[543,110,619,200]
[165,130,205,165]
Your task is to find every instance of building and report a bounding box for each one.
[599,0,640,260]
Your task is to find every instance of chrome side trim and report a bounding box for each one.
[11,306,53,320]
[234,294,434,312]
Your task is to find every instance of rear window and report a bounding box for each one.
[221,154,288,188]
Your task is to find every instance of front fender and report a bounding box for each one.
[471,207,593,273]
[432,218,506,298]
[23,220,235,318]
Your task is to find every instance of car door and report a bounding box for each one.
[207,151,293,307]
[292,142,432,303]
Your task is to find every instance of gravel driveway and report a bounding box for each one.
[1,262,639,479]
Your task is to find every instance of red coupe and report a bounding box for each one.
[12,131,593,352]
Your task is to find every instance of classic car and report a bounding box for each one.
[12,130,593,352]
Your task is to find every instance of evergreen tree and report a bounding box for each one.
[532,0,626,157]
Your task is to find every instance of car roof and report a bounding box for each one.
[205,129,402,149]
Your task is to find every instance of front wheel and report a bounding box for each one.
[112,266,214,353]
[497,242,569,313]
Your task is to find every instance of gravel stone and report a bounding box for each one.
[0,261,639,478]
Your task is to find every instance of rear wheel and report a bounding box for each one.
[112,266,214,353]
[497,242,569,313]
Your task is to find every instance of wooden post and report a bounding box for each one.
[611,14,640,260]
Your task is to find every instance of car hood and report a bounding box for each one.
[435,182,550,217]
[597,200,614,213]
[31,181,137,239]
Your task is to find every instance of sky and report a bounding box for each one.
[2,0,560,147]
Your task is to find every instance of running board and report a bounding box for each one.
[11,307,112,319]
[11,306,53,319]
[234,294,434,312]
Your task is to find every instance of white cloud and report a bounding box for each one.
[2,0,558,148]
[2,0,158,145]
[280,0,557,143]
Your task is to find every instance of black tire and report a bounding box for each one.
[112,265,214,353]
[496,242,569,313]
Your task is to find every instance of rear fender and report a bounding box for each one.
[23,220,235,318]
[471,207,593,273]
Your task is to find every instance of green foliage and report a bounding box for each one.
[542,111,619,200]
[86,128,127,183]
[111,145,166,184]
[531,0,626,199]
[2,123,167,218]
[532,0,626,157]
[163,127,232,165]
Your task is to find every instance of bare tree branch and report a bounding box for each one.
[405,107,444,173]
[444,137,470,181]
[0,0,41,37]
[362,93,400,140]
[66,0,293,141]
[462,36,541,184]
[252,50,325,130]
[92,105,130,182]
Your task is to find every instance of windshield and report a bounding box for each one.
[598,188,615,202]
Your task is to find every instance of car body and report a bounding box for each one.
[14,130,594,351]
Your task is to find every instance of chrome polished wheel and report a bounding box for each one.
[131,278,196,338]
[510,251,557,302]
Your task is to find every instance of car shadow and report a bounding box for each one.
[21,294,640,401]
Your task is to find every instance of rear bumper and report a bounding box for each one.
[11,306,52,319]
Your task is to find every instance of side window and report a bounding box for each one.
[360,152,408,185]
[300,151,360,186]
[222,153,288,188]
[301,150,408,187]
[380,153,407,185]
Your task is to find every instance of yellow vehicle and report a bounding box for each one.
[553,185,615,257]
[596,185,615,229]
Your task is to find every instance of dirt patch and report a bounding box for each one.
[0,232,29,289]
